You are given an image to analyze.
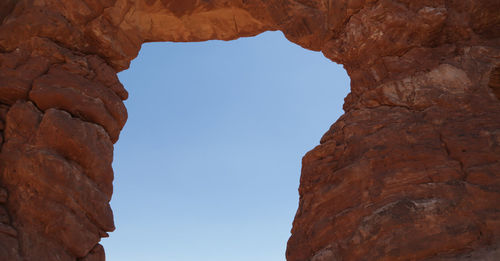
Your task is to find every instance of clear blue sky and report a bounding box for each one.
[101,31,349,261]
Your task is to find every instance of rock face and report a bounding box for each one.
[0,0,499,260]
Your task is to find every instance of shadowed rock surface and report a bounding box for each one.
[0,0,499,260]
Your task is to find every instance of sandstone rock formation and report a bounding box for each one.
[0,0,499,260]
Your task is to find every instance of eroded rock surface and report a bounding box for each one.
[0,0,499,260]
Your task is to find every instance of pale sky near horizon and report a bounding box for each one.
[101,31,350,261]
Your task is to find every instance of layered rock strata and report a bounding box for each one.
[0,0,499,260]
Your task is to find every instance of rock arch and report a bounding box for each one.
[0,0,499,260]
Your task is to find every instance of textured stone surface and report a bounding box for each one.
[0,0,499,260]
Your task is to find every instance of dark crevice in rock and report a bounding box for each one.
[438,132,467,180]
[0,0,16,25]
[488,65,500,100]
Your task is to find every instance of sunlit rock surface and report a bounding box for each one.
[0,0,499,260]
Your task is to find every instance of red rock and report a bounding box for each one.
[34,108,115,198]
[0,188,7,203]
[30,66,127,142]
[79,244,106,261]
[2,101,114,259]
[0,0,499,260]
[0,222,20,261]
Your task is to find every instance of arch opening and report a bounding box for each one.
[101,31,349,261]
